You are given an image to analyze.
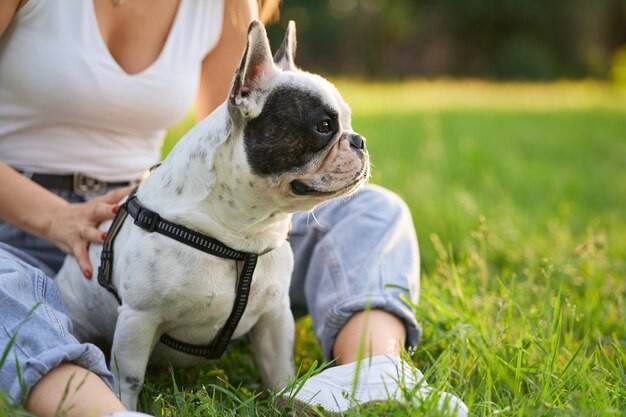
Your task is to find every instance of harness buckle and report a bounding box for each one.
[133,206,159,232]
[73,173,105,196]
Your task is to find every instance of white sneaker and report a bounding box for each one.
[284,355,468,416]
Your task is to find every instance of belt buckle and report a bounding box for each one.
[73,173,105,196]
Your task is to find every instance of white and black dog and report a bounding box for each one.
[56,20,369,410]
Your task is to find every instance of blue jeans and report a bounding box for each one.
[0,242,115,404]
[0,183,421,404]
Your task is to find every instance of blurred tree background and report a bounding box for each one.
[265,0,626,81]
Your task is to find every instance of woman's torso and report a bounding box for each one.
[0,0,224,181]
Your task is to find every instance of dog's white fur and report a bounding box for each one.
[55,21,368,410]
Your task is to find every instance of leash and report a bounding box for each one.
[97,188,261,359]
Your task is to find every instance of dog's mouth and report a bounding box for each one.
[290,180,319,196]
[290,168,369,197]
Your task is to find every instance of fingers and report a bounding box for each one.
[55,187,133,279]
[73,240,93,279]
[76,187,132,279]
[74,226,106,278]
[100,185,134,204]
[90,185,133,222]
[80,224,107,244]
[91,201,121,223]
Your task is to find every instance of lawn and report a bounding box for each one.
[3,81,624,417]
[155,80,626,416]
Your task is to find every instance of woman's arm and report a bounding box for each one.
[0,163,131,277]
[195,0,259,120]
[0,4,70,248]
[0,0,22,36]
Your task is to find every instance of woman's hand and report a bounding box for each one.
[47,186,133,278]
[0,164,133,279]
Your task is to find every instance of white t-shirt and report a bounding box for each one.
[0,0,224,182]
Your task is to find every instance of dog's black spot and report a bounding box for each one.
[248,181,254,188]
[190,147,208,162]
[125,376,142,392]
[163,174,173,190]
[148,261,158,276]
[175,185,184,195]
[244,86,339,176]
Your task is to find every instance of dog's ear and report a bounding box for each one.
[274,20,297,71]
[230,20,277,118]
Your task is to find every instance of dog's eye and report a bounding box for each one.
[315,120,333,134]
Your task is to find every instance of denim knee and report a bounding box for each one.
[289,184,422,360]
[0,245,113,405]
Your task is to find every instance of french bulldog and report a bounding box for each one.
[55,20,369,410]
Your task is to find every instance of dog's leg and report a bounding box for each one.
[250,300,295,389]
[110,306,161,410]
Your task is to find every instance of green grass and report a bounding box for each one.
[157,81,626,416]
[3,81,625,416]
[344,81,626,416]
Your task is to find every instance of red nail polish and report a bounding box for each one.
[101,232,107,241]
[84,269,92,279]
[112,206,119,214]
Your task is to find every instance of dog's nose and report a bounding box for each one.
[349,134,366,151]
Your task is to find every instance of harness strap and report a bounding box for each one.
[160,252,257,359]
[97,203,128,305]
[97,188,261,359]
[126,194,246,261]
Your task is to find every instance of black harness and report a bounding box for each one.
[97,189,261,359]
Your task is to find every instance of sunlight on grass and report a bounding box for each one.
[334,79,626,113]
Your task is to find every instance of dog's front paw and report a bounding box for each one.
[118,375,143,410]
